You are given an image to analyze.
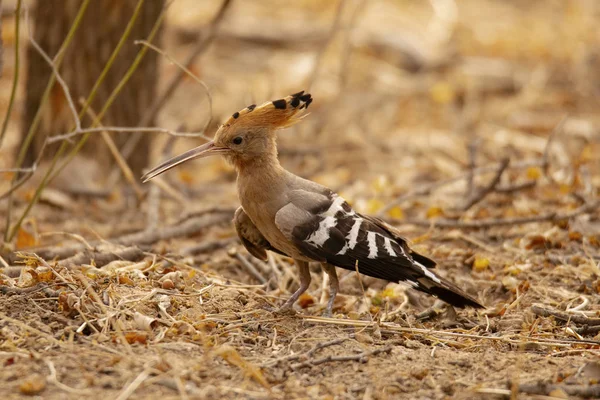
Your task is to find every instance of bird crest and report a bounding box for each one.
[219,91,313,133]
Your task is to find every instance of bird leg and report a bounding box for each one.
[321,263,339,317]
[278,260,311,312]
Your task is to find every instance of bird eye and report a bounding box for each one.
[232,136,243,145]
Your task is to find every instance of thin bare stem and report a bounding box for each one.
[460,157,510,211]
[134,40,213,141]
[401,199,598,229]
[0,0,22,148]
[4,0,90,242]
[50,3,168,182]
[10,0,90,178]
[81,105,144,200]
[0,140,47,200]
[78,0,147,120]
[0,166,35,174]
[377,158,546,217]
[47,126,207,144]
[6,0,161,242]
[26,16,81,132]
[116,0,231,172]
[139,0,229,127]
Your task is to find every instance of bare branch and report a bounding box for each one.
[378,158,545,216]
[291,345,393,369]
[400,199,598,229]
[460,157,510,211]
[27,13,81,132]
[232,251,267,285]
[531,304,600,326]
[138,0,230,127]
[47,126,208,144]
[115,0,231,173]
[465,138,480,197]
[0,140,47,199]
[135,40,213,141]
[0,165,36,173]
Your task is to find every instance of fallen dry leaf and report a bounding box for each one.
[19,374,46,395]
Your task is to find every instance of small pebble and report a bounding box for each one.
[161,279,175,290]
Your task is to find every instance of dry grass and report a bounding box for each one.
[1,0,600,399]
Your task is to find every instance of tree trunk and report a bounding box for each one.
[0,0,3,77]
[21,0,164,177]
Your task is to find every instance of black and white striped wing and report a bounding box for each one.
[275,190,482,308]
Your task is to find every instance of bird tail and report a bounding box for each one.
[222,91,312,131]
[413,262,484,308]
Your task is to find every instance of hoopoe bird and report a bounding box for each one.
[142,91,483,315]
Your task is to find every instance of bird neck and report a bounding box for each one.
[236,153,288,206]
[237,152,285,183]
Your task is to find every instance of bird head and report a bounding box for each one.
[141,91,312,182]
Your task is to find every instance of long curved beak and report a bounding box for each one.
[141,141,228,183]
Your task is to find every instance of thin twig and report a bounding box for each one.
[233,252,267,285]
[134,40,213,141]
[0,139,46,200]
[261,336,352,367]
[461,157,509,211]
[116,0,231,173]
[495,181,536,193]
[542,116,568,179]
[46,126,208,144]
[301,315,600,346]
[531,304,600,326]
[378,158,545,216]
[0,166,36,173]
[43,358,92,395]
[401,200,598,229]
[4,211,232,264]
[291,345,393,369]
[139,0,229,126]
[466,138,480,198]
[32,254,71,285]
[0,282,48,295]
[115,368,152,400]
[0,254,9,268]
[518,382,600,398]
[81,103,144,200]
[0,311,66,347]
[0,0,22,148]
[7,1,166,243]
[3,0,90,240]
[58,246,145,268]
[27,16,81,132]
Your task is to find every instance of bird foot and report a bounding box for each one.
[322,296,336,317]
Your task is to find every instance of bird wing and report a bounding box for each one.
[361,214,437,269]
[234,207,285,261]
[275,190,482,308]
